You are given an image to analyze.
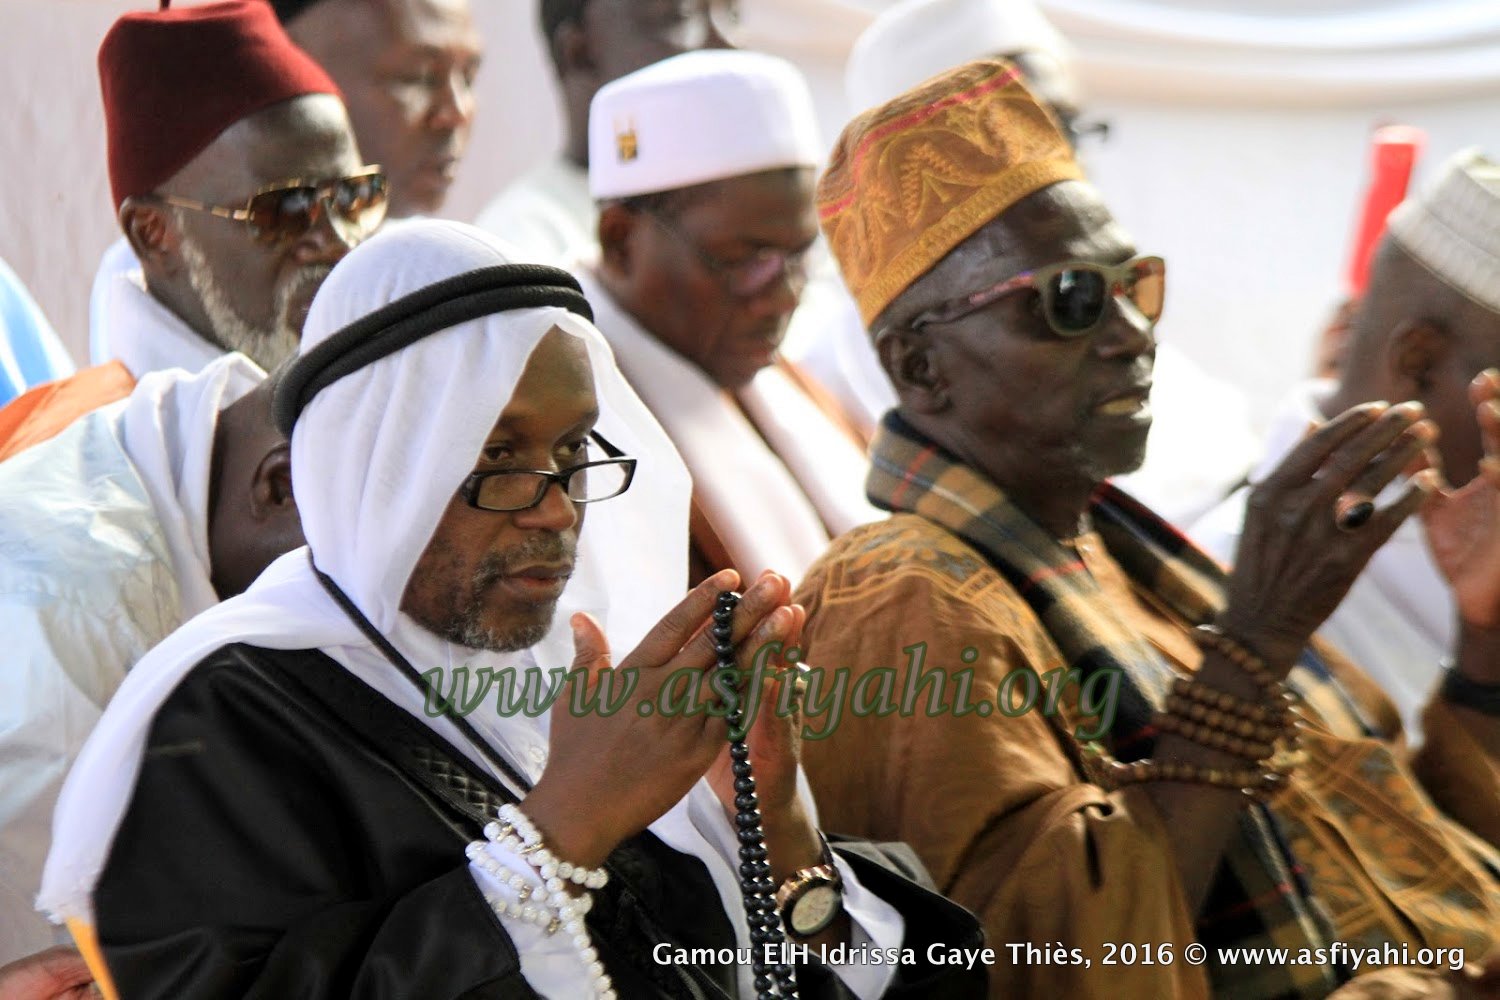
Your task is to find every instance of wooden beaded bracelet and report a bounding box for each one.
[1163,695,1284,745]
[1153,711,1275,761]
[1190,623,1285,700]
[1169,676,1288,726]
[1101,756,1285,799]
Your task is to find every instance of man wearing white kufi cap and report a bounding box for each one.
[472,0,733,265]
[1194,147,1500,743]
[845,0,1080,132]
[582,49,881,587]
[40,219,983,999]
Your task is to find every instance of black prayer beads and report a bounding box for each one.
[713,591,799,1000]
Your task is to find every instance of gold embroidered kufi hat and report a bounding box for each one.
[818,59,1082,326]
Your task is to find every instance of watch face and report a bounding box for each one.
[790,883,840,936]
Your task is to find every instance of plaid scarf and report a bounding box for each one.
[868,412,1352,999]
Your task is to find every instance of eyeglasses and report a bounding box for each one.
[459,431,638,513]
[911,255,1166,339]
[156,166,389,248]
[642,210,809,298]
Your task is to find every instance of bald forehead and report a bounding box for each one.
[172,93,359,200]
[381,0,477,42]
[294,0,476,46]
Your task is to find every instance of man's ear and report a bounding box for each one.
[1386,318,1450,399]
[596,202,638,279]
[249,441,295,519]
[877,326,948,414]
[119,197,183,277]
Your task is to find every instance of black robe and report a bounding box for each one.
[93,643,986,998]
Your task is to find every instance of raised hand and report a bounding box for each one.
[1220,400,1440,670]
[702,591,823,881]
[523,568,800,868]
[1423,370,1500,635]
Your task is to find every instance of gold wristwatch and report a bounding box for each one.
[775,844,844,939]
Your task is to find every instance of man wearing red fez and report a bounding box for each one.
[89,0,387,380]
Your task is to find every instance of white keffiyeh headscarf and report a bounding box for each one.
[41,220,692,926]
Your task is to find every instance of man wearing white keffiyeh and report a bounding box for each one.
[41,219,983,1000]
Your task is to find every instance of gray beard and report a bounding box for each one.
[178,232,324,371]
[440,534,576,653]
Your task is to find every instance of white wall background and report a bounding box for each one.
[4,0,1500,431]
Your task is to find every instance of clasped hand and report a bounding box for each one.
[523,568,806,870]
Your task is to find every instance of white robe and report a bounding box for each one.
[88,237,224,379]
[473,156,597,267]
[580,268,883,584]
[1189,379,1451,742]
[0,355,259,963]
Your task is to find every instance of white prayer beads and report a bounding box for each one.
[468,803,615,1000]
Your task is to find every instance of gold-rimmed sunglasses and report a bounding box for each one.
[155,166,389,247]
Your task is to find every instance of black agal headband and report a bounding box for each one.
[273,263,593,437]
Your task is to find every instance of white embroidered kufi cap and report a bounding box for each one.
[587,49,822,200]
[845,0,1074,113]
[1387,147,1500,314]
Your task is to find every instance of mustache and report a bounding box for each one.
[472,534,578,589]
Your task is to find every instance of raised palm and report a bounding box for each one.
[1422,370,1500,632]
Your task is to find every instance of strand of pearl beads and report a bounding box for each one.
[466,803,615,999]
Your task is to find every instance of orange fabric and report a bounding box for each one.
[817,58,1083,326]
[65,919,120,1000]
[0,362,135,462]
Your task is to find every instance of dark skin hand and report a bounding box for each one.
[525,567,853,948]
[1148,400,1441,910]
[703,598,855,951]
[0,947,94,1000]
[525,568,797,868]
[1424,371,1500,670]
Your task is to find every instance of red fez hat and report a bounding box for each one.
[99,1,342,211]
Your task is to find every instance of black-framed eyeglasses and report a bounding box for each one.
[155,166,388,248]
[640,209,809,298]
[910,255,1166,339]
[459,431,638,512]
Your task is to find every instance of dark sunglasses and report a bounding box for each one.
[156,166,389,247]
[912,255,1166,338]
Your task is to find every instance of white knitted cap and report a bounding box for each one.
[1387,147,1500,313]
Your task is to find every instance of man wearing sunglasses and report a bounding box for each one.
[794,60,1500,998]
[581,50,881,587]
[474,0,735,264]
[87,1,383,381]
[811,0,1258,529]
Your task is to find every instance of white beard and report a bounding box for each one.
[178,233,323,371]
